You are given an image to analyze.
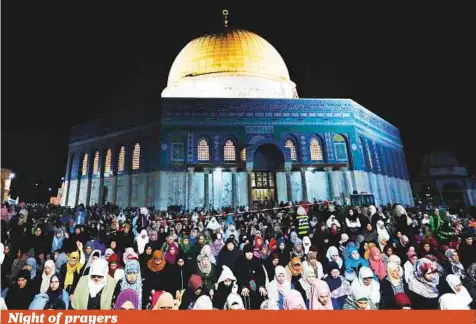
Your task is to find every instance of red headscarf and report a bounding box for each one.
[108,253,121,277]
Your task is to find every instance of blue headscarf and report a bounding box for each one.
[26,257,37,279]
[51,228,65,254]
[344,247,369,272]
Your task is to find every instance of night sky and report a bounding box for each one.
[2,2,475,202]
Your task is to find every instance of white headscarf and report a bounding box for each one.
[193,295,213,310]
[302,236,312,254]
[40,260,56,293]
[439,293,470,310]
[350,266,380,305]
[225,293,245,310]
[135,230,149,254]
[88,259,108,298]
[446,274,473,307]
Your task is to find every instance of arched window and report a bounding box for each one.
[333,134,348,161]
[224,140,236,161]
[197,138,210,161]
[241,148,246,161]
[104,149,112,176]
[285,139,297,161]
[93,151,100,175]
[310,138,323,161]
[118,146,125,172]
[81,154,88,176]
[132,143,140,170]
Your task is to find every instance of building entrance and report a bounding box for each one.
[251,171,277,202]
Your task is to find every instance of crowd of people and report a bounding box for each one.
[0,200,475,311]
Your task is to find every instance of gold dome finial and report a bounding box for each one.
[222,9,229,27]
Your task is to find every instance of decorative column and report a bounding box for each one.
[300,167,308,202]
[324,166,334,201]
[247,169,253,208]
[187,167,194,210]
[203,168,210,209]
[285,165,292,203]
[230,167,238,209]
[340,167,351,205]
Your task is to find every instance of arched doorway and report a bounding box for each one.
[251,144,285,203]
[441,182,467,209]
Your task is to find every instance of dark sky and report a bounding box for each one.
[2,2,475,202]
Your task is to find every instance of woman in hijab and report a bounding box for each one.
[24,257,40,293]
[343,284,378,310]
[323,261,350,309]
[302,248,324,279]
[345,208,361,235]
[5,270,35,309]
[361,223,378,243]
[139,243,153,273]
[350,266,380,307]
[179,235,191,257]
[169,252,191,300]
[445,274,472,309]
[444,248,465,278]
[151,291,179,310]
[217,238,241,274]
[407,258,440,309]
[461,263,476,309]
[285,257,303,288]
[29,274,69,310]
[276,238,291,266]
[60,250,85,297]
[325,246,344,274]
[380,262,409,309]
[209,235,225,261]
[213,265,237,309]
[39,260,56,294]
[291,239,305,260]
[368,246,386,280]
[143,250,169,304]
[295,266,316,308]
[114,289,139,310]
[135,230,149,255]
[310,279,333,310]
[235,243,267,310]
[265,253,280,283]
[179,274,208,310]
[51,228,65,255]
[164,242,179,265]
[195,247,218,296]
[108,254,124,281]
[283,289,307,310]
[345,247,369,274]
[82,249,101,276]
[438,293,470,310]
[115,260,142,309]
[266,265,291,309]
[71,259,116,310]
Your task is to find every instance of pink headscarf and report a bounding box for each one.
[368,246,386,280]
[283,290,307,310]
[164,242,179,264]
[310,279,333,310]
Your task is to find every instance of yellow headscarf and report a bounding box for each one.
[64,252,82,289]
[364,243,376,260]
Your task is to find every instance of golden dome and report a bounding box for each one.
[166,28,291,86]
